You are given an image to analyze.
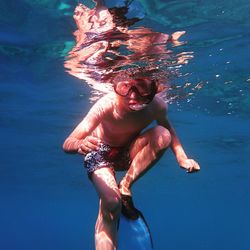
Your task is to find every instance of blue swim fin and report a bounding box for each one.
[118,211,154,250]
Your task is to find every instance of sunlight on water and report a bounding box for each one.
[139,0,250,116]
[1,0,249,115]
[64,0,202,103]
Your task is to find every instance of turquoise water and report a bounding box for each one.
[1,0,250,249]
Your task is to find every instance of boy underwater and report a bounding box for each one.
[63,76,200,250]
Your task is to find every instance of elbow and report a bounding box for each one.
[62,140,69,152]
[62,137,78,154]
[62,138,71,153]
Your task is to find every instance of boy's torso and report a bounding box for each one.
[92,95,162,146]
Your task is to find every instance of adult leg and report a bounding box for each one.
[119,125,171,196]
[91,167,121,250]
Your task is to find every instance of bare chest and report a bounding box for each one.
[98,109,154,144]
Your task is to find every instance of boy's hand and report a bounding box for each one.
[178,158,200,173]
[77,136,101,155]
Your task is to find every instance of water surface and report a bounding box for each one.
[0,0,250,249]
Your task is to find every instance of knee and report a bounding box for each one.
[151,126,171,151]
[101,195,121,220]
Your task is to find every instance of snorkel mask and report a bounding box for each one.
[114,79,157,107]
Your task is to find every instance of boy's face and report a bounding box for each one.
[114,79,157,111]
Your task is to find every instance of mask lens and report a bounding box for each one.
[114,80,156,99]
[115,81,131,96]
[136,81,153,96]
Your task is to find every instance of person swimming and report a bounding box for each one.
[63,75,200,250]
[63,1,200,250]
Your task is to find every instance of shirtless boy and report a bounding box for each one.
[63,77,200,250]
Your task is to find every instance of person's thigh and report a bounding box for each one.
[129,125,171,160]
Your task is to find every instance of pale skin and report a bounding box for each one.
[63,84,200,250]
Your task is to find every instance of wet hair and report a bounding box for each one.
[110,66,168,94]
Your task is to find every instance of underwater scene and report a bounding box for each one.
[0,0,250,249]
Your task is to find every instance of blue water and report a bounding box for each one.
[1,0,250,249]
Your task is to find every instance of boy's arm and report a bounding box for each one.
[155,100,200,173]
[63,97,109,154]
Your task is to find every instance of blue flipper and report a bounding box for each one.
[118,211,154,250]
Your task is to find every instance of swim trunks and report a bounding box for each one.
[84,143,131,179]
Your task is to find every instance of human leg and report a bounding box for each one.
[119,125,171,196]
[91,167,121,250]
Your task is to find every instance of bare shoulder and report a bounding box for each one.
[151,95,168,114]
[89,92,115,114]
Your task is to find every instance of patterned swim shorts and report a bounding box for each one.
[84,143,131,179]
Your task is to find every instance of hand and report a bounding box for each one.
[178,158,200,173]
[77,136,101,155]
